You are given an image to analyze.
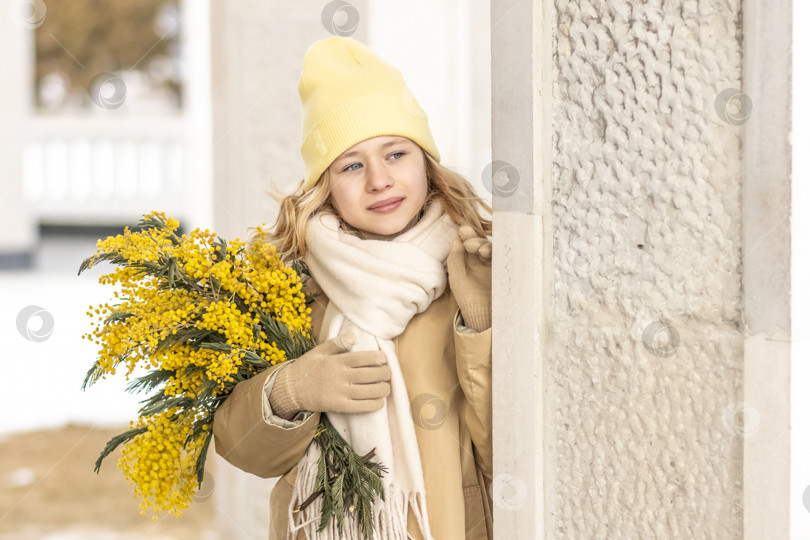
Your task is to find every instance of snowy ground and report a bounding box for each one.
[0,233,145,436]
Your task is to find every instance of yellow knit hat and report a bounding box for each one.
[298,36,441,192]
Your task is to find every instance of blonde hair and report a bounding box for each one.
[267,148,492,262]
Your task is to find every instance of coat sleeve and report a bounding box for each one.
[212,274,330,479]
[453,309,493,484]
[213,364,321,478]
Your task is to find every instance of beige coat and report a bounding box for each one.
[213,276,493,539]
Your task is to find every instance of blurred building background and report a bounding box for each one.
[6,0,208,244]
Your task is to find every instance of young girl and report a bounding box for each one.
[213,36,493,540]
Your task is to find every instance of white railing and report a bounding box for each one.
[23,115,190,225]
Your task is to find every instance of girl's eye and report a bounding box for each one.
[343,162,362,172]
[340,151,404,172]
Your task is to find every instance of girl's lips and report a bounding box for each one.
[368,198,404,213]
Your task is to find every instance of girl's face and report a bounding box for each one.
[327,135,428,239]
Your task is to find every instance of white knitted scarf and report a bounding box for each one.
[288,202,457,539]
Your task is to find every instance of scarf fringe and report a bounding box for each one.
[288,444,433,540]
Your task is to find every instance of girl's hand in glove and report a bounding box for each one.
[270,333,391,417]
[447,225,492,332]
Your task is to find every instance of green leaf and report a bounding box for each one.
[290,259,310,279]
[94,425,148,473]
[104,311,135,325]
[332,470,345,529]
[240,350,270,368]
[167,258,176,288]
[308,416,386,537]
[197,342,232,352]
[78,252,129,275]
[81,360,104,390]
[138,395,195,417]
[126,369,174,394]
[155,328,216,353]
[77,256,95,275]
[194,430,213,486]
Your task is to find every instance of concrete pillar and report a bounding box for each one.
[490,1,546,536]
[181,0,213,230]
[0,4,38,268]
[742,0,791,536]
[791,2,810,536]
[491,0,789,537]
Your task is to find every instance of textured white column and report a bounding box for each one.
[0,5,37,268]
[791,1,810,537]
[490,0,790,537]
[491,0,548,537]
[742,0,792,537]
[181,0,213,230]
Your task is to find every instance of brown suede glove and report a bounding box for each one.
[447,225,492,332]
[269,333,392,419]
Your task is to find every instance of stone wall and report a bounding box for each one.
[549,1,744,537]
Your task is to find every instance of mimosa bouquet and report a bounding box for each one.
[79,212,386,536]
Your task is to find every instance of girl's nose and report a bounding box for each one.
[365,160,393,192]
